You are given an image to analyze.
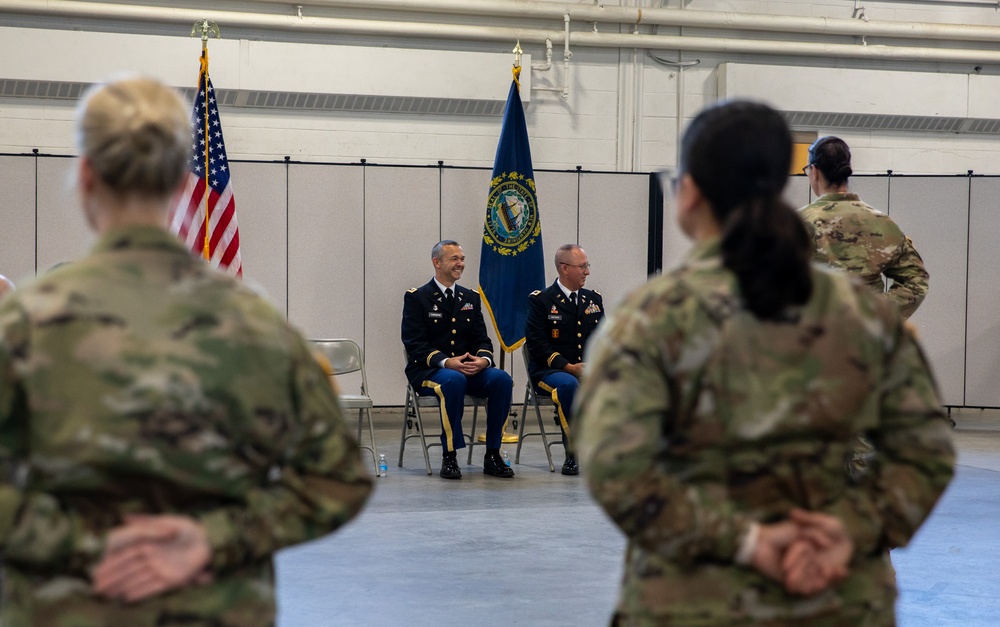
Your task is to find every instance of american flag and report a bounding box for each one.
[169,53,242,277]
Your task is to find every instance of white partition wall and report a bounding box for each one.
[579,172,650,312]
[231,162,288,313]
[784,175,811,211]
[0,156,37,285]
[534,170,583,279]
[966,178,1000,407]
[440,167,491,277]
[364,166,442,405]
[851,176,890,214]
[287,163,365,342]
[888,176,969,406]
[36,156,93,271]
[11,153,991,408]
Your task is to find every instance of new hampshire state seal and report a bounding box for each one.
[484,176,540,254]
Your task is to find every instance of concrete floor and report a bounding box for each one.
[274,406,1000,626]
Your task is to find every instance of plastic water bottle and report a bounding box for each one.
[502,450,511,467]
[378,454,388,477]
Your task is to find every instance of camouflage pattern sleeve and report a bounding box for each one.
[884,236,929,319]
[0,300,103,570]
[575,290,754,566]
[198,334,373,572]
[835,315,954,554]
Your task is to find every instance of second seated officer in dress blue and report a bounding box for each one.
[524,244,604,475]
[402,240,515,480]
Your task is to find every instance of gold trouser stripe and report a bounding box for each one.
[422,380,455,452]
[539,381,571,438]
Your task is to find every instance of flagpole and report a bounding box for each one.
[192,19,220,262]
[499,39,522,379]
[490,40,528,446]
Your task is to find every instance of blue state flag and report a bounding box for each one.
[479,68,545,353]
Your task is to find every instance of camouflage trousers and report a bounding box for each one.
[611,602,895,626]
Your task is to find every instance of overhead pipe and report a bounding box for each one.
[3,1,1000,66]
[243,0,1000,44]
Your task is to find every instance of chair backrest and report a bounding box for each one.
[311,339,367,395]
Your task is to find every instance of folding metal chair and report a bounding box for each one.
[311,339,379,475]
[399,349,485,475]
[516,346,566,472]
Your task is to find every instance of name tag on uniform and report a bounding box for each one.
[548,314,562,320]
[428,312,443,319]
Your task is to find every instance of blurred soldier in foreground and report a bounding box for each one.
[0,76,372,626]
[576,101,954,626]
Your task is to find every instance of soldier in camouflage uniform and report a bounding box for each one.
[800,136,928,320]
[0,77,372,627]
[576,102,954,626]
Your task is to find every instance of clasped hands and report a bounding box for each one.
[750,509,854,596]
[91,514,212,603]
[444,353,488,375]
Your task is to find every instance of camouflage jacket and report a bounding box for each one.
[800,192,929,319]
[0,226,372,627]
[576,238,954,626]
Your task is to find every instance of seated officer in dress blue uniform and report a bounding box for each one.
[402,240,515,480]
[524,244,604,475]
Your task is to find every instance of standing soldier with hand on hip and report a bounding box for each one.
[800,135,929,319]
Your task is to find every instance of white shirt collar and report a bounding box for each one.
[556,279,575,300]
[434,278,456,296]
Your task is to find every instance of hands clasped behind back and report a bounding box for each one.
[92,514,212,603]
[751,509,854,597]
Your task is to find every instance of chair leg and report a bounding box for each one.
[399,390,412,468]
[414,403,433,476]
[515,388,530,464]
[360,408,378,475]
[467,401,479,465]
[534,394,556,472]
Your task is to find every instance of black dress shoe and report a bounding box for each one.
[440,456,462,480]
[561,455,579,476]
[483,452,515,478]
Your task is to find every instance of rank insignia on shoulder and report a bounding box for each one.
[530,290,541,296]
[407,287,417,293]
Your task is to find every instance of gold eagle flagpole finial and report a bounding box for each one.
[190,20,220,261]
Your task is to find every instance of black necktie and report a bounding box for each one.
[445,287,454,309]
[570,292,578,309]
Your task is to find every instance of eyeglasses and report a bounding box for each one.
[561,262,591,270]
[801,164,813,174]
